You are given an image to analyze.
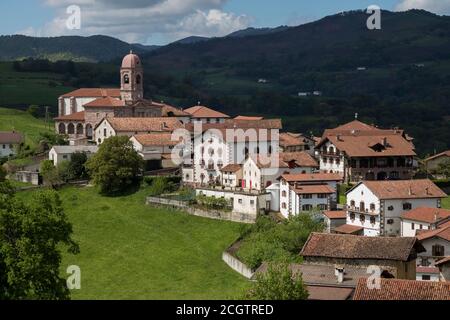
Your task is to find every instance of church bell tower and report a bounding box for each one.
[120,51,144,104]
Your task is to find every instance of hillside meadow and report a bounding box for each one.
[16,186,250,300]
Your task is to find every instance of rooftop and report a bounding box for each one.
[51,145,99,154]
[333,224,364,235]
[54,111,86,122]
[84,97,124,108]
[353,278,450,300]
[0,131,24,144]
[300,232,425,262]
[234,116,264,121]
[220,164,242,173]
[132,133,180,147]
[281,152,319,168]
[417,223,450,242]
[293,184,335,195]
[401,207,450,224]
[424,150,450,162]
[355,179,447,200]
[281,172,342,183]
[60,88,120,98]
[279,132,311,147]
[323,211,347,219]
[184,106,230,119]
[103,117,184,132]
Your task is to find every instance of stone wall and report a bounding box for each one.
[146,197,256,224]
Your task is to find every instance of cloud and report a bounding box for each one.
[18,0,251,44]
[395,0,450,14]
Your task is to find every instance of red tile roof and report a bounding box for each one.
[361,179,447,200]
[424,150,450,162]
[0,131,24,144]
[282,172,343,183]
[293,184,335,195]
[333,224,364,235]
[334,120,381,132]
[184,106,230,118]
[416,266,440,274]
[323,210,347,219]
[417,224,450,242]
[281,152,319,168]
[84,97,124,108]
[234,116,264,121]
[133,133,180,147]
[60,88,120,98]
[54,111,86,122]
[401,207,450,224]
[279,132,311,147]
[220,164,242,173]
[353,278,450,300]
[301,232,424,261]
[104,118,184,132]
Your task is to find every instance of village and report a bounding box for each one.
[1,52,449,300]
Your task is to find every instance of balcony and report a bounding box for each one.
[345,205,378,216]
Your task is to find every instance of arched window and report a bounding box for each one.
[58,123,66,134]
[123,74,130,84]
[136,74,141,84]
[67,123,75,134]
[76,123,84,135]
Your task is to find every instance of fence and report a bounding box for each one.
[222,240,255,279]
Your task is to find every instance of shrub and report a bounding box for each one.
[196,194,231,210]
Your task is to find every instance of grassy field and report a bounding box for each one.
[0,107,53,147]
[443,196,450,209]
[17,186,249,300]
[0,62,74,107]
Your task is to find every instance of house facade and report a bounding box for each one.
[49,145,99,166]
[344,180,447,237]
[279,173,342,218]
[0,131,23,158]
[316,119,417,183]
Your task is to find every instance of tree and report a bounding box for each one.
[0,190,79,300]
[67,152,88,180]
[0,165,6,182]
[437,159,450,179]
[86,136,143,195]
[27,105,39,118]
[244,263,309,300]
[40,160,62,188]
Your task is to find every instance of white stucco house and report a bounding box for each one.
[401,207,450,237]
[49,145,99,166]
[344,180,447,237]
[184,105,230,124]
[279,173,343,218]
[0,131,23,158]
[220,164,243,188]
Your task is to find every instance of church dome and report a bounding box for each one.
[121,51,142,69]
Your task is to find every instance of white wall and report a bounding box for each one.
[416,272,440,282]
[319,141,345,174]
[401,219,432,237]
[0,143,18,157]
[418,237,449,265]
[94,119,117,144]
[196,189,267,215]
[266,183,280,212]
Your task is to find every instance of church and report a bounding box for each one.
[54,52,191,144]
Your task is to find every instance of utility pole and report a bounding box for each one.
[45,106,50,131]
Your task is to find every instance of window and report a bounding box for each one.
[403,203,412,210]
[421,258,430,267]
[63,155,68,159]
[250,200,255,206]
[302,204,313,211]
[136,74,141,84]
[422,275,431,281]
[318,204,327,210]
[387,219,394,225]
[103,129,107,137]
[411,223,415,230]
[350,200,355,207]
[282,191,287,197]
[302,194,312,199]
[388,206,394,211]
[318,194,328,199]
[238,199,243,204]
[123,74,130,84]
[432,245,445,257]
[360,202,365,212]
[350,213,355,221]
[370,216,376,224]
[282,203,287,209]
[370,203,376,211]
[360,215,365,223]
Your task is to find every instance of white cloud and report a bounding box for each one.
[395,0,450,14]
[17,0,251,44]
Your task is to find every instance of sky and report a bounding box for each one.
[0,0,449,45]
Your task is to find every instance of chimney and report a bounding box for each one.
[382,137,388,147]
[408,186,413,196]
[337,134,342,141]
[335,266,345,284]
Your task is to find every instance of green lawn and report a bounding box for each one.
[0,107,53,147]
[443,196,450,209]
[17,186,249,300]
